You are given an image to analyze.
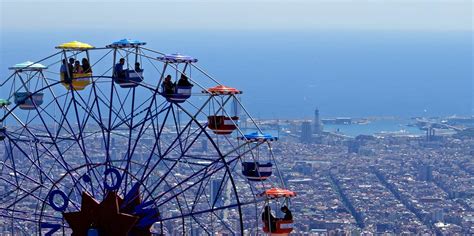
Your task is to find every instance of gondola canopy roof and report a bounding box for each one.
[106,39,146,48]
[56,41,94,50]
[258,188,296,199]
[9,61,48,71]
[157,53,198,63]
[239,132,277,142]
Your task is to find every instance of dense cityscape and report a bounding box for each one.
[1,107,473,235]
[268,110,474,235]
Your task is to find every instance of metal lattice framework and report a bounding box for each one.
[0,40,286,235]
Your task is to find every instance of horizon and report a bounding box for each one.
[1,29,472,118]
[2,1,471,31]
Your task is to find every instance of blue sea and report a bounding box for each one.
[0,30,472,119]
[323,118,424,137]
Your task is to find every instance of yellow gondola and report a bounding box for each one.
[56,41,94,91]
[60,72,92,91]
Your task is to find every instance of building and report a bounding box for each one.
[314,108,323,134]
[201,139,208,152]
[210,179,222,207]
[418,164,433,182]
[301,121,313,143]
[348,140,360,154]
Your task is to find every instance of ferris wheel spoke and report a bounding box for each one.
[134,106,171,184]
[2,150,89,210]
[92,83,130,130]
[4,184,46,210]
[65,86,105,132]
[109,92,163,130]
[169,105,186,153]
[0,207,63,223]
[118,104,170,183]
[37,85,78,143]
[148,156,241,207]
[158,163,213,235]
[110,84,133,128]
[3,152,45,193]
[0,166,45,201]
[122,87,136,194]
[105,74,117,166]
[5,137,66,187]
[8,121,87,195]
[125,104,171,163]
[68,90,107,194]
[140,107,235,193]
[160,200,256,222]
[127,102,170,131]
[140,115,204,186]
[91,82,109,165]
[52,97,81,142]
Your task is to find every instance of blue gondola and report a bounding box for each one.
[165,85,193,103]
[158,53,197,103]
[114,69,144,88]
[240,132,278,181]
[242,162,273,181]
[9,61,47,110]
[14,92,44,110]
[108,39,147,88]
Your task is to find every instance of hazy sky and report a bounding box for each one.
[1,0,472,31]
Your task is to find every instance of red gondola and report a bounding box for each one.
[207,115,239,135]
[262,220,294,236]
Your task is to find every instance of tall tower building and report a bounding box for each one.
[313,108,322,134]
[348,140,360,154]
[301,121,313,143]
[210,179,222,207]
[418,164,433,182]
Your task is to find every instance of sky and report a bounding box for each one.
[0,0,472,31]
[0,0,472,118]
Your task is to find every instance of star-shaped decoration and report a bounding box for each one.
[63,191,138,236]
[119,184,161,236]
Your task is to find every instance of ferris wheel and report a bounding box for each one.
[0,39,296,235]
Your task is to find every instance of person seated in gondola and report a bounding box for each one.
[280,206,293,221]
[262,206,277,232]
[68,58,75,72]
[177,73,193,86]
[114,58,126,79]
[82,58,92,73]
[60,59,72,83]
[134,62,143,72]
[73,60,83,73]
[161,75,175,95]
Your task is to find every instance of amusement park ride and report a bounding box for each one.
[0,39,295,235]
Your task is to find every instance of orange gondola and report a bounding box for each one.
[205,85,242,135]
[259,188,296,235]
